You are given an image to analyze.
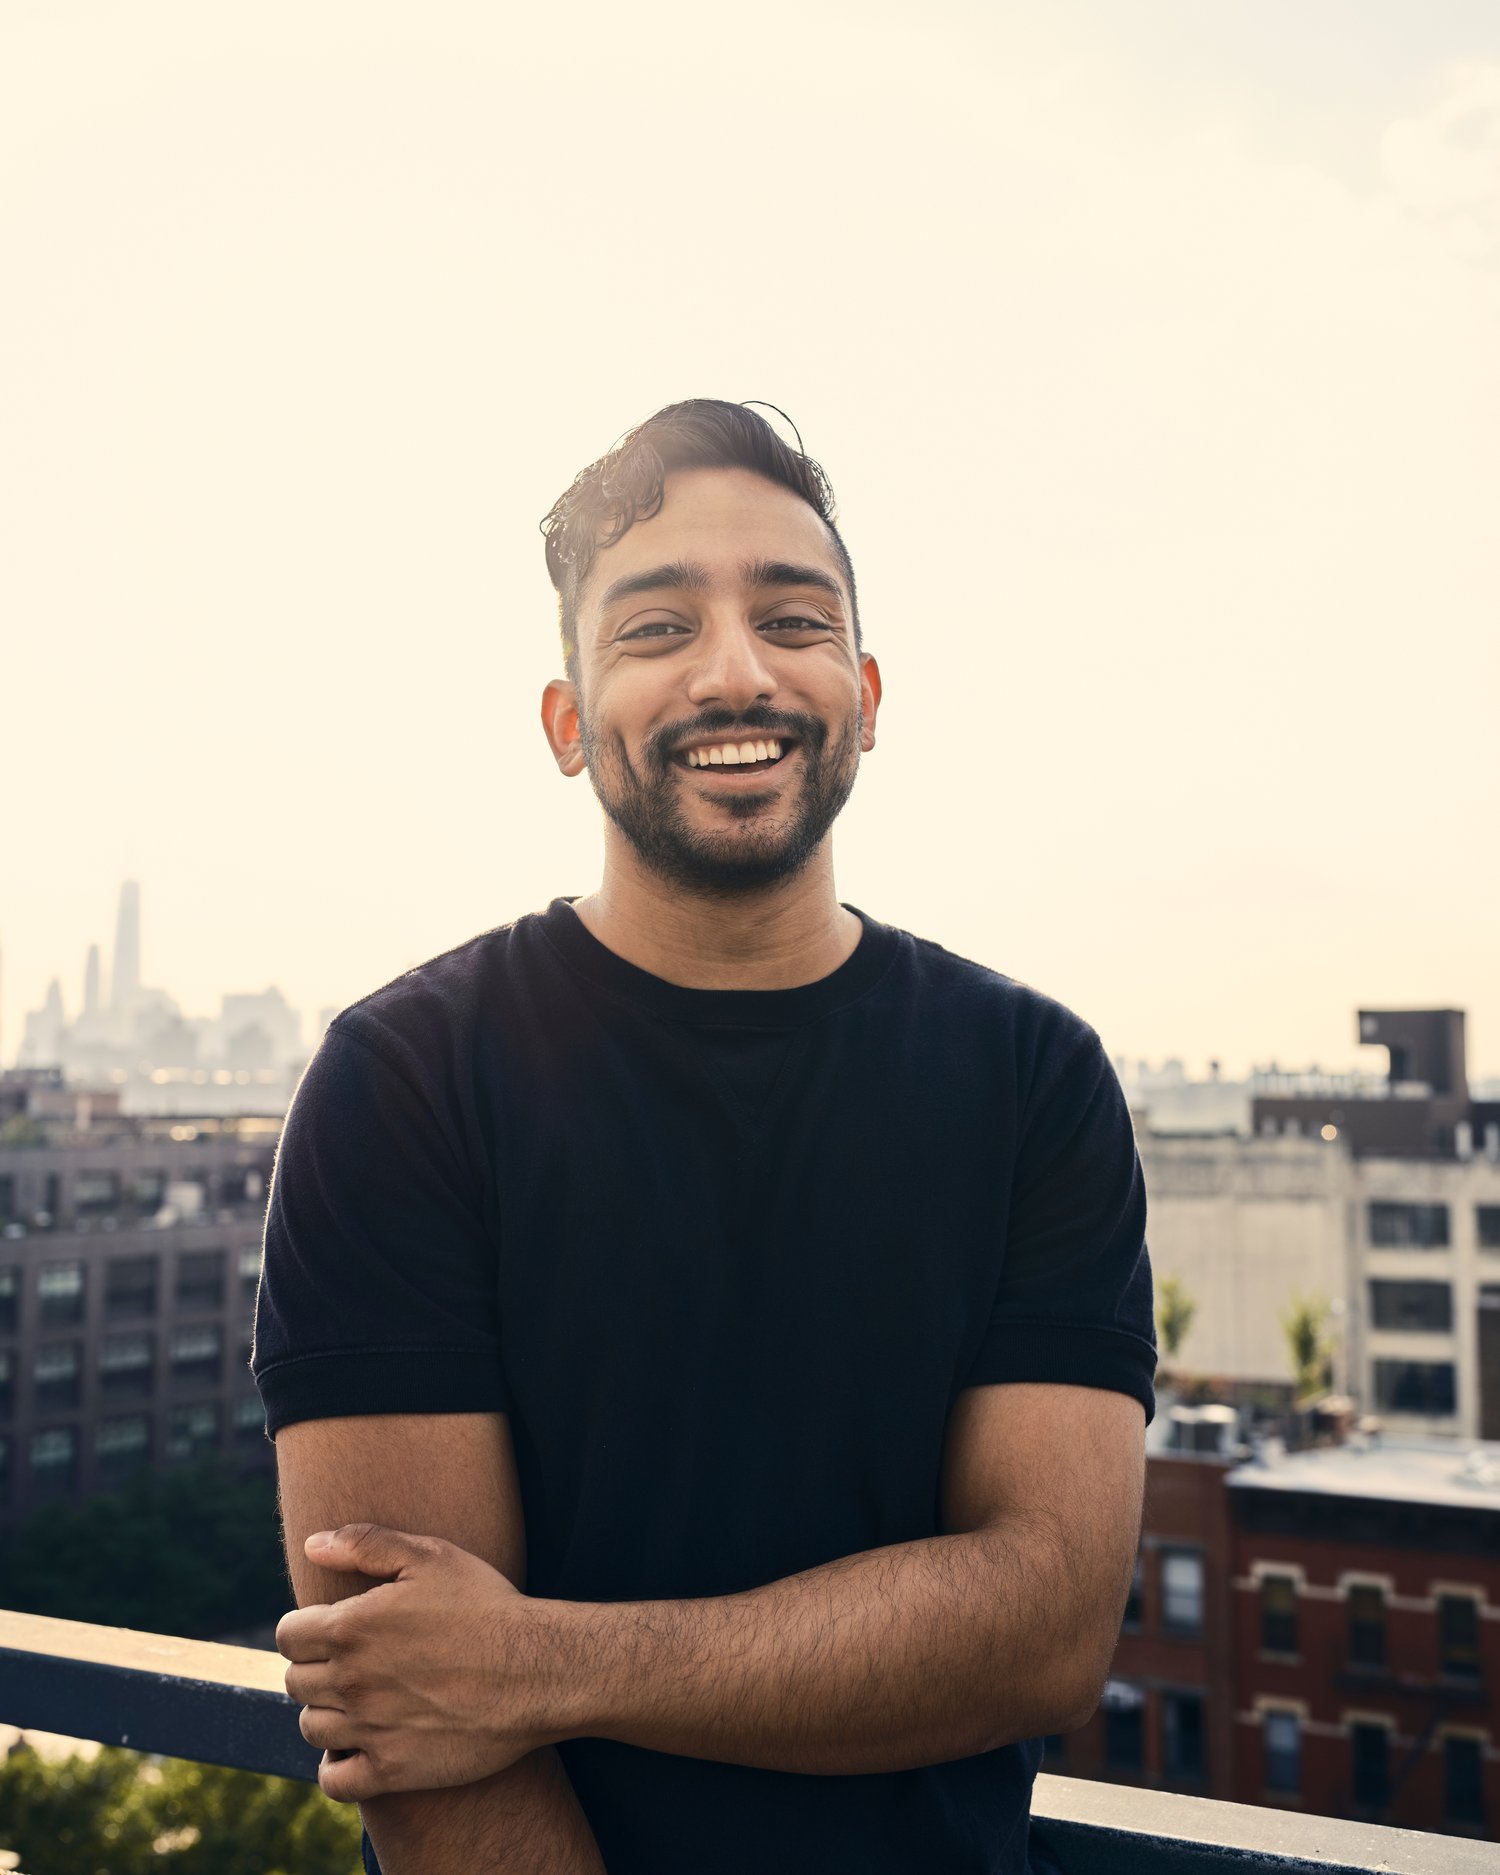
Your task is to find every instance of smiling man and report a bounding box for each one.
[255,399,1157,1875]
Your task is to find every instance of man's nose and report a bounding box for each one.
[684,620,778,713]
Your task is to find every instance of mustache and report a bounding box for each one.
[650,711,824,762]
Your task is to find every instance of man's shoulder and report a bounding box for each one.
[322,907,556,1076]
[884,917,1102,1064]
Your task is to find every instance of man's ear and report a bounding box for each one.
[859,652,882,754]
[540,678,588,777]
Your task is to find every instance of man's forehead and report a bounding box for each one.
[580,467,845,614]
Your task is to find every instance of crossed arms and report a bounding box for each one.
[275,1383,1145,1875]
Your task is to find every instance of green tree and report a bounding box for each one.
[0,1457,289,1639]
[0,1114,44,1148]
[1155,1275,1197,1365]
[0,1744,362,1875]
[1280,1290,1335,1402]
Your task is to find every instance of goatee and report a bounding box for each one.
[578,705,862,901]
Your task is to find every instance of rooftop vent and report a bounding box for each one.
[1454,1449,1498,1491]
[1167,1403,1239,1455]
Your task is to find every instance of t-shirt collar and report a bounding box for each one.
[538,896,899,1029]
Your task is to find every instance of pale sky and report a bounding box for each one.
[3,0,1498,1080]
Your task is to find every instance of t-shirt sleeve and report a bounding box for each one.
[962,1022,1156,1422]
[252,1017,508,1438]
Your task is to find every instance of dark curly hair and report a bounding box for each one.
[540,398,860,683]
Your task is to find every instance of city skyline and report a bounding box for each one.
[3,875,1496,1088]
[2,880,317,1108]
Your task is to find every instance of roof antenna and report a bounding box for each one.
[741,400,807,455]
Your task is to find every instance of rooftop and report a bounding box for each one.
[1227,1435,1500,1512]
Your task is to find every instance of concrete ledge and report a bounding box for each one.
[0,1608,317,1783]
[1032,1773,1500,1873]
[2,1611,1496,1868]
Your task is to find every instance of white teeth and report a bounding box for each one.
[684,738,788,767]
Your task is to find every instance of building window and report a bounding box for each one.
[0,1266,19,1335]
[1260,1574,1299,1655]
[96,1414,151,1476]
[1439,1596,1481,1680]
[30,1425,77,1492]
[1477,1206,1500,1251]
[33,1341,81,1413]
[1373,1359,1456,1417]
[1350,1722,1390,1810]
[1368,1202,1450,1248]
[174,1249,225,1312]
[1443,1737,1485,1826]
[1348,1584,1387,1670]
[1122,1553,1143,1631]
[1162,1691,1206,1781]
[128,1170,167,1213]
[1160,1551,1205,1636]
[166,1401,219,1460]
[0,1348,12,1418]
[105,1255,159,1321]
[1368,1279,1453,1333]
[38,1261,85,1328]
[1100,1681,1145,1772]
[237,1246,262,1305]
[232,1395,266,1443]
[169,1324,223,1389]
[1263,1711,1300,1794]
[74,1170,120,1216]
[100,1331,155,1399]
[222,1168,265,1207]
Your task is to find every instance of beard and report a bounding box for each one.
[577,701,862,900]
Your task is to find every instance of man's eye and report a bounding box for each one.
[762,616,825,633]
[621,622,686,641]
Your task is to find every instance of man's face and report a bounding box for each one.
[548,467,880,898]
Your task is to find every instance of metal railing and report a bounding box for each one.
[2,1609,1497,1873]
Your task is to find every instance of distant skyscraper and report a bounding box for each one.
[110,880,141,1021]
[83,942,102,1021]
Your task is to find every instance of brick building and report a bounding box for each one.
[1229,1437,1499,1839]
[1047,1406,1500,1841]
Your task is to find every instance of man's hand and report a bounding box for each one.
[276,1522,553,1804]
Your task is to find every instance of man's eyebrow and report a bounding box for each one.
[741,559,845,605]
[597,560,713,613]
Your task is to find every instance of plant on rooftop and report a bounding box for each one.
[1155,1274,1197,1378]
[1280,1290,1335,1404]
[0,1743,361,1875]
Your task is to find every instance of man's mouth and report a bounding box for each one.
[671,737,797,775]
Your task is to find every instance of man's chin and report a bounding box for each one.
[613,822,817,898]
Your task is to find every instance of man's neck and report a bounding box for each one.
[570,851,861,991]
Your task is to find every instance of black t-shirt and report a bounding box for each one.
[253,898,1155,1875]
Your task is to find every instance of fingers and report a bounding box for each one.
[296,1690,380,1804]
[318,1745,382,1805]
[282,1661,334,1705]
[275,1606,334,1661]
